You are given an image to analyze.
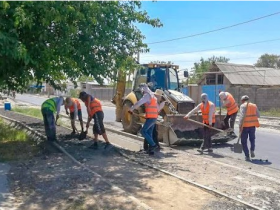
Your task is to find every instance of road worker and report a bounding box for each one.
[64,97,84,135]
[184,93,216,153]
[129,84,165,155]
[219,91,238,137]
[239,95,260,161]
[41,96,65,142]
[142,89,166,152]
[79,91,112,150]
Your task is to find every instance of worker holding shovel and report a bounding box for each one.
[64,97,84,135]
[239,95,260,161]
[184,93,216,153]
[79,91,112,150]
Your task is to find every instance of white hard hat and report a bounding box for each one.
[201,93,208,103]
[241,95,249,101]
[219,91,227,100]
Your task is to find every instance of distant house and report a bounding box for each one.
[189,62,280,110]
[199,62,280,87]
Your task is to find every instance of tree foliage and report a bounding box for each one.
[189,56,230,84]
[0,1,162,91]
[254,54,280,68]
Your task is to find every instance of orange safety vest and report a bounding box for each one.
[225,93,239,115]
[68,98,81,112]
[243,103,260,128]
[85,97,102,117]
[200,101,216,124]
[145,97,158,119]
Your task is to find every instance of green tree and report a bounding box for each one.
[189,56,230,84]
[255,54,280,68]
[77,75,95,83]
[0,1,162,91]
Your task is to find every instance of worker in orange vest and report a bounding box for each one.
[239,95,260,161]
[184,93,216,153]
[79,91,112,150]
[64,97,84,134]
[219,91,239,137]
[129,84,165,155]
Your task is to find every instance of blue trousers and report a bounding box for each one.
[41,108,56,141]
[241,126,256,157]
[141,118,157,147]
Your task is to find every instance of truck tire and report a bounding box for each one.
[121,101,142,134]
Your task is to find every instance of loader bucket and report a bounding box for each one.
[157,114,234,146]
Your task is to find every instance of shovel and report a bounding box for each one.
[186,118,227,134]
[233,135,243,153]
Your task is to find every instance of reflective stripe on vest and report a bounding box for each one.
[145,97,158,119]
[89,98,102,117]
[225,93,238,115]
[42,98,56,112]
[243,103,260,128]
[69,98,81,112]
[200,101,216,124]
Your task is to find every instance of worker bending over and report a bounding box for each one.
[79,91,112,150]
[184,93,215,153]
[64,97,84,134]
[41,96,65,142]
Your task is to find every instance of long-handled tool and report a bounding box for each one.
[233,101,249,153]
[186,118,226,134]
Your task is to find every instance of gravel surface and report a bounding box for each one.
[0,109,256,210]
[123,147,280,210]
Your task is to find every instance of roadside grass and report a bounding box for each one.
[0,118,40,162]
[12,106,64,125]
[12,106,43,119]
[260,108,280,117]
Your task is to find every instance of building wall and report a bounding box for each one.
[226,86,280,111]
[87,88,132,101]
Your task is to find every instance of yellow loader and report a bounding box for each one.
[113,63,232,146]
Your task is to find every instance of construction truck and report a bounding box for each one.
[113,63,231,146]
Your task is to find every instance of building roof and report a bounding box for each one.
[211,62,280,86]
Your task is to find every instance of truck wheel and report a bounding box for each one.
[121,101,142,134]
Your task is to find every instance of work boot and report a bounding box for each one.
[197,148,204,154]
[71,130,76,135]
[148,145,158,155]
[250,150,255,158]
[104,142,113,150]
[207,148,213,153]
[88,142,98,150]
[245,156,251,161]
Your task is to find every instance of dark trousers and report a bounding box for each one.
[241,126,256,157]
[144,126,159,151]
[41,108,56,141]
[224,111,237,129]
[200,123,214,150]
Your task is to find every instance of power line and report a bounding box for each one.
[141,38,280,58]
[173,56,260,63]
[147,11,280,45]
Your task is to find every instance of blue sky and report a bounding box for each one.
[137,1,280,75]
